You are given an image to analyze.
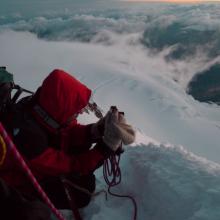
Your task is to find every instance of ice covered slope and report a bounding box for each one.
[61,131,220,220]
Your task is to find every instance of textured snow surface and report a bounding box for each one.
[59,132,220,220]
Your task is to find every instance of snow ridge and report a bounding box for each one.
[60,131,220,220]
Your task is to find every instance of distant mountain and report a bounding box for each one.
[188,64,220,105]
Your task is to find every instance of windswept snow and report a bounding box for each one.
[60,132,220,220]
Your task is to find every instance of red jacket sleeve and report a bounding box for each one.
[62,123,93,153]
[29,146,105,177]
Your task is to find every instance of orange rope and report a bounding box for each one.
[0,134,7,166]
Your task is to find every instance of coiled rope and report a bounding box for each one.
[103,153,138,220]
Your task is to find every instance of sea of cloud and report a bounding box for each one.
[1,2,220,88]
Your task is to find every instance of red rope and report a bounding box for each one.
[103,153,138,220]
[0,123,66,220]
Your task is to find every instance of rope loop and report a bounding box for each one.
[0,133,7,166]
[103,153,138,220]
[103,154,121,186]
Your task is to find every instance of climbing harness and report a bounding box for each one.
[0,123,66,220]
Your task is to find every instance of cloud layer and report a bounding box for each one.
[1,2,220,64]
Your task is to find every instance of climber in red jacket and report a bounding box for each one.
[0,69,135,219]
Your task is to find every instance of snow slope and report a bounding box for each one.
[60,132,220,220]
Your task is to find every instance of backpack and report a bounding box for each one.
[0,67,34,118]
[0,67,13,112]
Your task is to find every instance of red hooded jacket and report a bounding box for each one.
[0,69,105,188]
